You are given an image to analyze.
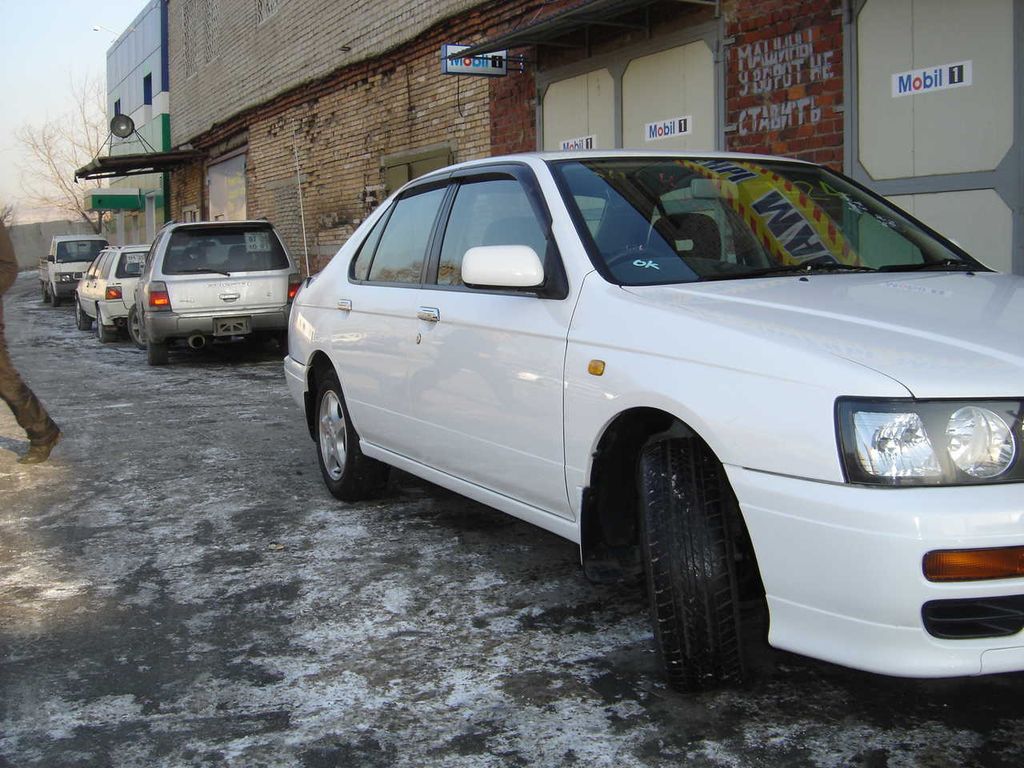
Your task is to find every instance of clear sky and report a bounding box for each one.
[0,0,148,221]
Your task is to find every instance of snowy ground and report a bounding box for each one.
[1,270,1022,767]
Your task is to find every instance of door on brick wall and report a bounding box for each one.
[851,0,1021,274]
[207,152,248,221]
[542,68,615,151]
[540,28,720,153]
[621,40,715,151]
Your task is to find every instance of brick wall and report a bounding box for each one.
[723,0,844,169]
[171,0,494,145]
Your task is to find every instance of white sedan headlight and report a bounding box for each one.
[837,399,1022,486]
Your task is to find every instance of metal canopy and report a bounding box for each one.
[451,0,717,59]
[74,149,205,181]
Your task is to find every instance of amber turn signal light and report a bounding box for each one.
[923,547,1024,582]
[588,359,605,376]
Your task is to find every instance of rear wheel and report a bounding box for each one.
[49,285,61,307]
[95,304,116,343]
[315,369,389,500]
[638,436,745,691]
[127,305,145,349]
[146,339,169,366]
[41,283,48,302]
[74,297,93,330]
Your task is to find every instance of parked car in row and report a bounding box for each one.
[74,244,149,343]
[39,234,108,307]
[135,220,301,365]
[284,151,1024,691]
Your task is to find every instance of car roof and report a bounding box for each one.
[53,234,107,242]
[408,149,817,189]
[165,220,276,230]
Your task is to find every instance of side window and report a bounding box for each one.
[366,187,446,284]
[350,212,389,281]
[437,178,547,286]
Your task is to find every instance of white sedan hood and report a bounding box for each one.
[623,271,1024,398]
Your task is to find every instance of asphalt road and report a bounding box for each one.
[1,270,1023,767]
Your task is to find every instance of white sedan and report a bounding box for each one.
[75,244,149,343]
[284,151,1024,691]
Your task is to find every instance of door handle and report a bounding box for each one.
[336,299,352,311]
[417,306,440,323]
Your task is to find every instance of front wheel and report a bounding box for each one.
[74,297,93,330]
[315,370,389,501]
[127,305,146,349]
[49,285,61,307]
[638,437,745,691]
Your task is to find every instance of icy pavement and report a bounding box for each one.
[1,270,1023,767]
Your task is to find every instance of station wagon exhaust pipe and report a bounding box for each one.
[187,334,207,350]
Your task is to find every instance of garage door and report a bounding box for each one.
[540,27,720,153]
[852,0,1020,274]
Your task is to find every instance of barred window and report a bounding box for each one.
[182,0,219,78]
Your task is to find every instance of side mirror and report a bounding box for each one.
[47,254,56,262]
[461,245,544,290]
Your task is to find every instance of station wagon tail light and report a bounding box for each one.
[924,547,1024,582]
[836,398,1023,486]
[288,280,301,301]
[105,286,123,300]
[148,280,171,310]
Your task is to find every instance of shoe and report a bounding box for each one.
[19,428,61,465]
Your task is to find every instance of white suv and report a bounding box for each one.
[284,152,1024,691]
[74,244,149,342]
[135,220,300,365]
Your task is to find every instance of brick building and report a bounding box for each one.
[165,0,1022,275]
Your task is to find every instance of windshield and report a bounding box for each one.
[163,226,289,275]
[56,240,107,263]
[551,158,985,285]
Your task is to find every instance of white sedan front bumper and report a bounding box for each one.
[728,465,1024,677]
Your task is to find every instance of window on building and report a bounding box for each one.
[380,145,452,195]
[143,74,152,106]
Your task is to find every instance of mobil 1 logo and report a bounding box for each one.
[892,60,972,98]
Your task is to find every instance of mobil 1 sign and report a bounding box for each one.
[644,115,692,142]
[441,44,508,77]
[892,60,972,97]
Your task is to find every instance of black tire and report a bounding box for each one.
[638,437,745,691]
[49,285,61,307]
[275,330,289,356]
[127,305,146,349]
[147,339,169,366]
[314,369,389,501]
[95,305,116,343]
[74,297,93,330]
[41,283,48,302]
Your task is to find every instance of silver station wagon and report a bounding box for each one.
[136,221,301,365]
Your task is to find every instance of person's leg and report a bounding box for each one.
[0,317,60,456]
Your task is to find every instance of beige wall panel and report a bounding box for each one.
[859,0,1014,179]
[542,69,614,151]
[889,190,1014,272]
[858,0,914,179]
[622,41,715,151]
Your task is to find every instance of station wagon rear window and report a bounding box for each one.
[163,226,289,274]
[115,250,148,278]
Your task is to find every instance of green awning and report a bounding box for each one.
[84,188,145,212]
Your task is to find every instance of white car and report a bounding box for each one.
[39,234,108,307]
[74,244,149,343]
[284,151,1024,691]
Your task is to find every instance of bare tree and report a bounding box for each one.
[0,202,14,227]
[16,75,109,233]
